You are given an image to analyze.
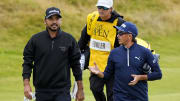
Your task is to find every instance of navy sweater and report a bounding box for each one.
[104,43,162,101]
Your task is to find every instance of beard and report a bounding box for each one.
[47,23,59,32]
[48,27,58,32]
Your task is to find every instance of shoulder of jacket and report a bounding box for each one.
[61,31,71,36]
[136,43,150,53]
[117,17,125,26]
[31,30,46,39]
[111,46,121,53]
[61,31,76,40]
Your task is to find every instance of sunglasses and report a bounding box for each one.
[97,6,109,10]
[117,31,130,36]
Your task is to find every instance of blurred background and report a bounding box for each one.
[0,0,180,101]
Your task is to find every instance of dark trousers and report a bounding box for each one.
[90,73,114,101]
[35,91,71,101]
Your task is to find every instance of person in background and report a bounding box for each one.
[22,7,84,101]
[78,0,125,101]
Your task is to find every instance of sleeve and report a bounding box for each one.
[70,37,82,81]
[145,50,162,81]
[78,25,90,51]
[22,37,35,80]
[103,52,115,80]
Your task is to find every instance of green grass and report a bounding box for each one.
[143,33,180,68]
[149,68,180,101]
[0,0,180,101]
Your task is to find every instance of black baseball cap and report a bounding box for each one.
[45,7,62,19]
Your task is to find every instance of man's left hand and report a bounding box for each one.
[128,74,141,86]
[128,74,147,86]
[75,88,84,101]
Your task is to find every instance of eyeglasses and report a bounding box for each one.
[97,6,109,10]
[117,31,129,35]
[117,31,130,36]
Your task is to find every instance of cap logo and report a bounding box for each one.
[49,10,59,13]
[121,24,126,28]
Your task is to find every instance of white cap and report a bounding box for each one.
[96,0,113,8]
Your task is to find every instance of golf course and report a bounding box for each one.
[0,0,180,101]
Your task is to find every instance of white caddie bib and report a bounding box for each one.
[90,38,111,52]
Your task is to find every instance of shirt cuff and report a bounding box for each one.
[22,73,31,80]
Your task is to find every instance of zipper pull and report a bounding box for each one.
[52,40,54,50]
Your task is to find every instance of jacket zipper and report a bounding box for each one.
[52,40,54,50]
[127,48,129,67]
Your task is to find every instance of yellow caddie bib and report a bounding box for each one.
[87,11,118,72]
[136,37,155,54]
[136,37,151,49]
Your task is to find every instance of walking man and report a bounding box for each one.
[22,7,84,101]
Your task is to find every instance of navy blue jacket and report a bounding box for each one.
[104,43,162,101]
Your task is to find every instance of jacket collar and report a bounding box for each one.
[45,28,62,39]
[122,42,137,50]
